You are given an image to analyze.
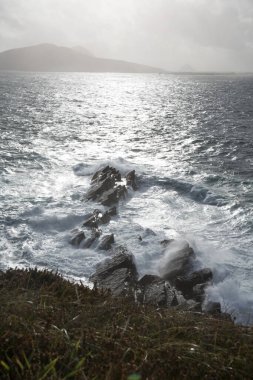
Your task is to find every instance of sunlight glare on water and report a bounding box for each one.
[1,72,253,323]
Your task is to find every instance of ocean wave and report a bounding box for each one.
[151,176,227,206]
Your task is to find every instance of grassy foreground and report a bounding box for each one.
[0,269,253,379]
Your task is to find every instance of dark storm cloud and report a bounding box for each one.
[0,0,252,71]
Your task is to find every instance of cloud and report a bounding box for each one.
[0,0,252,71]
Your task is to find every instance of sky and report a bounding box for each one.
[0,0,253,72]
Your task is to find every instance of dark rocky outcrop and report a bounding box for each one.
[126,170,138,191]
[159,240,195,281]
[98,234,115,251]
[82,236,97,249]
[99,185,127,206]
[174,268,213,299]
[87,177,116,201]
[192,282,210,302]
[137,274,178,307]
[70,230,86,247]
[204,301,221,314]
[90,248,138,296]
[91,166,121,183]
[70,166,217,315]
[160,239,175,248]
[87,166,127,206]
[82,209,101,228]
[82,207,117,229]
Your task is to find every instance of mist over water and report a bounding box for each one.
[1,72,253,324]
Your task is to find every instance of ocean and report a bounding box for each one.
[1,72,253,324]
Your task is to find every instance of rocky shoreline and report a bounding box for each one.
[70,166,222,316]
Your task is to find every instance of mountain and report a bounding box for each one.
[0,43,164,73]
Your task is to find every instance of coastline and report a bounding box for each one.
[0,267,252,379]
[1,166,253,379]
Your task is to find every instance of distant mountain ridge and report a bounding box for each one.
[0,43,164,73]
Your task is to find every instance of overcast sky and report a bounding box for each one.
[0,0,253,72]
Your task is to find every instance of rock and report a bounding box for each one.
[137,274,178,308]
[99,185,127,206]
[174,268,213,298]
[82,209,101,228]
[89,248,138,296]
[87,176,115,201]
[138,274,161,287]
[92,228,102,238]
[86,167,127,206]
[126,170,137,190]
[181,299,202,312]
[91,166,121,183]
[192,282,210,302]
[160,239,174,247]
[204,301,221,314]
[91,165,110,182]
[70,230,85,246]
[81,236,97,249]
[98,234,115,250]
[108,206,117,216]
[159,240,195,282]
[83,208,117,228]
[99,211,112,224]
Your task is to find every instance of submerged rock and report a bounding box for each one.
[90,247,138,296]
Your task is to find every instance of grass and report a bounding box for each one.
[0,268,253,379]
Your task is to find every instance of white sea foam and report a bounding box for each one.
[1,73,253,324]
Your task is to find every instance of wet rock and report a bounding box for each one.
[108,206,117,216]
[204,301,221,314]
[174,268,213,298]
[81,236,97,249]
[98,234,115,251]
[192,282,210,302]
[159,240,195,282]
[160,239,174,248]
[138,274,161,287]
[92,228,102,238]
[87,176,115,201]
[83,208,117,228]
[91,166,121,183]
[99,185,127,206]
[137,274,178,307]
[182,299,202,312]
[82,209,101,228]
[89,248,138,296]
[70,230,85,246]
[126,170,137,191]
[99,210,112,224]
[91,165,110,182]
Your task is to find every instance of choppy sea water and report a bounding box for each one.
[1,72,253,324]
